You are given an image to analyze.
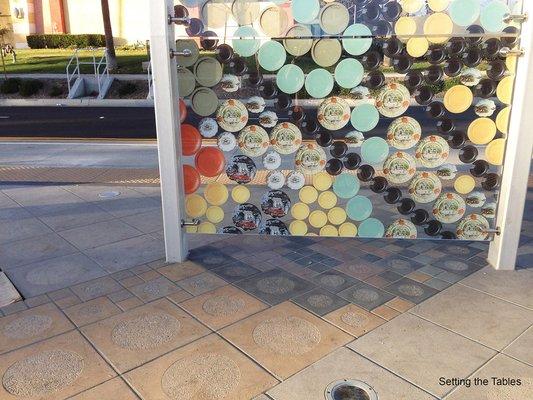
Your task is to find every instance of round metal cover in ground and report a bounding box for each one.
[98,191,121,199]
[325,379,378,400]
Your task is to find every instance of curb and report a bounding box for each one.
[0,98,154,107]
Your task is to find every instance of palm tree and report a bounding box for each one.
[101,0,117,71]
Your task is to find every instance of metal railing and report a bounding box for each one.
[66,48,109,98]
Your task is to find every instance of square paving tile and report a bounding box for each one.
[384,278,440,304]
[335,261,385,280]
[235,269,316,306]
[411,284,533,350]
[504,326,533,365]
[0,302,74,354]
[0,330,116,400]
[125,334,278,400]
[188,246,240,269]
[324,304,386,337]
[121,209,163,233]
[291,287,349,317]
[348,313,496,397]
[177,272,227,296]
[338,282,395,311]
[180,285,268,330]
[81,298,210,373]
[432,257,484,277]
[33,202,116,232]
[211,261,261,283]
[63,297,122,327]
[157,262,206,282]
[129,276,181,302]
[445,354,533,400]
[4,253,108,298]
[220,302,351,379]
[70,276,124,302]
[0,214,53,245]
[267,347,436,400]
[424,277,453,290]
[310,270,358,293]
[375,255,424,275]
[69,377,139,400]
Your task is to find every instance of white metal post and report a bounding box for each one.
[488,4,533,270]
[149,0,188,262]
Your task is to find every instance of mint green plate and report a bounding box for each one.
[358,218,385,238]
[333,173,360,199]
[342,24,373,56]
[335,59,364,89]
[292,0,320,24]
[276,65,305,94]
[361,137,390,165]
[346,195,373,221]
[305,69,334,99]
[449,0,480,27]
[480,1,509,33]
[232,26,260,57]
[258,41,286,72]
[351,104,380,132]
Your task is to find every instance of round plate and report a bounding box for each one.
[226,155,257,184]
[480,0,509,33]
[496,106,511,134]
[186,194,207,218]
[259,6,289,37]
[312,39,342,68]
[346,196,373,221]
[270,122,302,154]
[295,144,327,175]
[456,214,490,241]
[361,137,390,165]
[201,0,232,29]
[258,41,286,71]
[437,163,458,180]
[424,12,453,44]
[299,186,319,204]
[318,191,337,209]
[475,99,496,118]
[328,207,347,226]
[351,104,380,132]
[231,0,260,26]
[263,151,282,170]
[284,25,313,57]
[232,26,260,57]
[305,68,334,98]
[395,16,417,39]
[335,59,364,89]
[467,118,497,145]
[313,171,333,191]
[319,2,350,35]
[290,220,308,236]
[387,117,422,149]
[276,64,305,94]
[433,193,466,223]
[261,190,290,217]
[376,83,411,118]
[199,118,218,138]
[287,171,306,190]
[454,175,476,194]
[238,125,270,157]
[232,185,251,203]
[233,203,261,231]
[320,225,338,237]
[291,202,310,220]
[183,165,201,194]
[444,85,473,114]
[460,68,483,87]
[409,172,442,203]
[449,0,480,27]
[175,40,199,67]
[342,24,372,56]
[194,57,223,87]
[358,218,385,238]
[204,182,229,205]
[386,219,418,239]
[415,135,450,168]
[292,0,320,24]
[406,37,429,58]
[317,97,351,131]
[338,222,357,237]
[333,173,360,199]
[497,76,514,105]
[485,138,506,165]
[309,210,328,228]
[466,191,487,208]
[259,111,278,128]
[181,124,202,156]
[177,67,196,97]
[195,147,226,177]
[218,132,237,152]
[428,0,450,12]
[383,152,417,184]
[206,206,224,224]
[401,0,424,14]
[216,99,248,132]
[246,96,266,114]
[191,88,218,117]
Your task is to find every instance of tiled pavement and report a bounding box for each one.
[0,182,531,399]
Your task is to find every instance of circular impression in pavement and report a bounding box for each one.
[98,191,121,199]
[111,313,181,350]
[3,315,53,339]
[325,379,378,400]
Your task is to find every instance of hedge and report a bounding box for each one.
[26,34,106,49]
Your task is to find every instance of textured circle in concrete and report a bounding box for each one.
[256,276,295,294]
[398,284,425,297]
[443,260,469,271]
[111,313,181,350]
[387,259,411,270]
[341,312,368,327]
[142,280,167,296]
[223,265,249,277]
[444,245,470,255]
[26,265,83,286]
[161,353,240,400]
[319,274,346,288]
[351,288,380,302]
[3,315,53,339]
[307,294,333,309]
[81,282,109,298]
[2,350,84,397]
[202,295,246,317]
[253,316,321,355]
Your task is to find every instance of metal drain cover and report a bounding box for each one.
[325,379,378,400]
[98,191,121,199]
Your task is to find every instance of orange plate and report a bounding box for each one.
[183,164,201,194]
[181,124,202,156]
[195,147,226,177]
[179,98,187,123]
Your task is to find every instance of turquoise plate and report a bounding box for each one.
[232,26,260,57]
[333,173,361,199]
[449,0,480,27]
[351,104,380,132]
[335,58,364,89]
[358,218,385,238]
[480,1,509,33]
[258,41,286,72]
[276,65,305,94]
[305,69,334,99]
[346,195,373,221]
[342,24,373,56]
[292,0,320,24]
[361,137,390,165]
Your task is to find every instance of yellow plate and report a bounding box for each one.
[401,0,424,13]
[485,138,506,165]
[318,191,338,209]
[497,76,514,105]
[428,0,449,12]
[231,185,251,203]
[454,175,476,195]
[312,171,333,191]
[197,221,217,234]
[291,202,310,220]
[467,118,497,145]
[299,186,319,204]
[424,13,453,44]
[206,206,224,224]
[395,16,417,39]
[185,194,207,218]
[339,222,358,237]
[290,220,308,236]
[186,226,198,233]
[320,225,339,237]
[506,56,517,74]
[309,210,328,228]
[406,37,429,58]
[204,182,229,206]
[444,85,473,114]
[328,207,347,225]
[496,107,511,134]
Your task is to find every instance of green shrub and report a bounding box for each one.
[118,82,137,97]
[0,78,21,94]
[26,34,106,49]
[48,85,64,97]
[19,80,44,97]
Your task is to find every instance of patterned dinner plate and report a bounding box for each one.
[376,83,411,118]
[456,214,490,241]
[383,152,417,184]
[432,192,466,224]
[415,135,450,168]
[238,125,270,157]
[216,100,248,132]
[387,117,422,150]
[270,122,302,155]
[317,97,351,131]
[409,171,442,204]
